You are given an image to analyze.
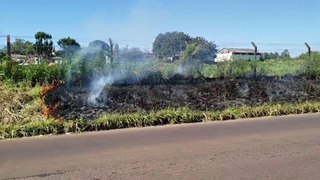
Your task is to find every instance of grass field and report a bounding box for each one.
[1,57,320,139]
[1,58,320,86]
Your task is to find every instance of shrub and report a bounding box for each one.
[301,58,320,79]
[1,57,320,86]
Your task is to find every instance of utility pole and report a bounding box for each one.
[108,38,114,64]
[7,35,11,59]
[251,42,257,79]
[305,42,311,58]
[251,42,258,59]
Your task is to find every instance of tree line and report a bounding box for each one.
[0,31,317,64]
[153,31,217,63]
[0,31,219,64]
[0,32,150,64]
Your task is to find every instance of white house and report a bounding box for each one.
[11,54,27,62]
[216,48,261,62]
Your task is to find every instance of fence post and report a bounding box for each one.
[305,42,311,58]
[7,35,11,59]
[251,42,257,78]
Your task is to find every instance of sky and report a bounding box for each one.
[0,0,319,56]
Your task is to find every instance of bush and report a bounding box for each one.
[1,57,320,87]
[298,52,320,61]
[0,52,6,62]
[0,61,68,86]
[301,58,320,79]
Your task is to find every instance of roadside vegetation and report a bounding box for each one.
[2,101,320,139]
[1,31,320,139]
[1,57,320,86]
[1,57,320,139]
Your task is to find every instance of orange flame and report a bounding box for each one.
[40,80,65,119]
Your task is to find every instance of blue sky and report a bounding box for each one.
[0,0,319,56]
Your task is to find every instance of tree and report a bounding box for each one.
[273,52,280,59]
[87,38,118,64]
[25,44,35,56]
[182,37,217,63]
[108,38,114,63]
[262,52,270,60]
[85,40,108,62]
[57,37,80,59]
[88,40,110,52]
[263,52,280,60]
[118,47,144,62]
[114,43,120,58]
[280,49,290,59]
[152,31,191,59]
[94,50,106,68]
[11,39,35,55]
[34,32,54,60]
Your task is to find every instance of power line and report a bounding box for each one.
[1,34,320,54]
[2,34,319,46]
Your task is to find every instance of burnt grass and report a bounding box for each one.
[43,75,320,120]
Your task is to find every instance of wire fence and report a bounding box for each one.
[1,34,319,56]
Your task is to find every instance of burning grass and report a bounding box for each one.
[40,80,65,119]
[2,76,320,139]
[1,58,320,139]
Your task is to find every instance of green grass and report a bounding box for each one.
[2,58,320,86]
[1,58,320,139]
[199,59,311,78]
[1,102,320,139]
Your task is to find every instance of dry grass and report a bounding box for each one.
[0,83,44,125]
[1,101,320,139]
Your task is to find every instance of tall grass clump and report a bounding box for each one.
[301,58,320,79]
[0,60,68,86]
[199,59,320,79]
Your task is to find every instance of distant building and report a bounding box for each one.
[49,56,63,64]
[11,54,27,62]
[105,56,111,64]
[216,48,261,62]
[12,54,40,65]
[11,54,59,65]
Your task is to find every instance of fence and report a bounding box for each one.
[1,34,319,58]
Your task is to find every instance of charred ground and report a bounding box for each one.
[43,75,320,120]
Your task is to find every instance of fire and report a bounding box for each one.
[40,80,65,119]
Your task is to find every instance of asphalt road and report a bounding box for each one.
[1,113,320,180]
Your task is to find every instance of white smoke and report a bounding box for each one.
[87,72,126,107]
[74,44,201,108]
[176,62,200,77]
[176,65,188,76]
[88,76,113,107]
[86,61,203,107]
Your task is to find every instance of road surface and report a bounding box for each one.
[1,113,320,180]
